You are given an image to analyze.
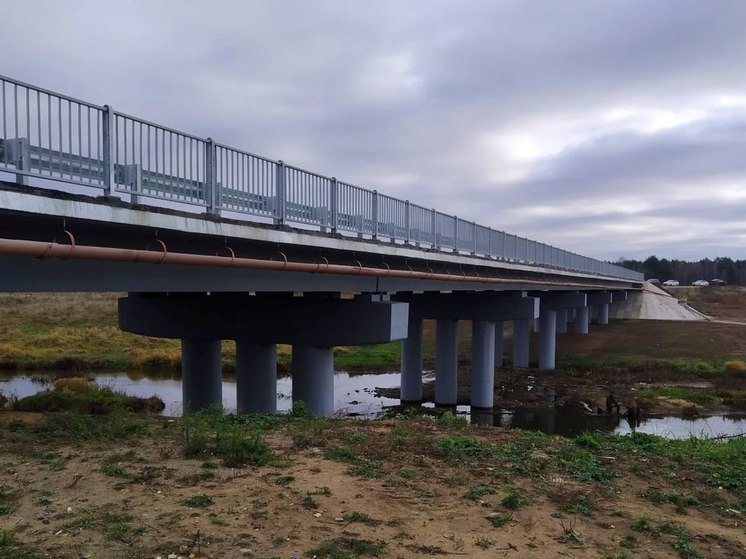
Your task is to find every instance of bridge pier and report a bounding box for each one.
[471,320,496,408]
[292,345,335,416]
[512,318,531,368]
[434,319,459,406]
[536,292,587,370]
[494,320,504,368]
[400,316,424,403]
[575,306,590,334]
[182,339,223,412]
[119,293,407,415]
[236,341,277,414]
[556,308,568,333]
[538,309,557,369]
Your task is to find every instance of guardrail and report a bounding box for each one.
[0,75,642,282]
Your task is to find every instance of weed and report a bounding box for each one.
[302,495,319,509]
[620,535,637,549]
[184,494,213,508]
[306,537,386,558]
[435,436,491,461]
[101,463,131,478]
[501,487,530,510]
[464,484,497,501]
[326,445,358,462]
[486,512,514,527]
[308,486,332,496]
[724,360,746,374]
[660,522,703,559]
[562,493,594,516]
[631,513,655,533]
[274,475,294,486]
[438,411,468,428]
[216,426,273,467]
[474,536,495,550]
[556,517,583,544]
[559,447,615,484]
[0,529,15,546]
[345,431,367,443]
[641,488,699,513]
[400,469,416,480]
[343,510,378,525]
[0,486,17,516]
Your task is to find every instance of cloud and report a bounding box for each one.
[2,0,746,260]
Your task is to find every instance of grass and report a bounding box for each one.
[12,381,164,414]
[184,494,213,508]
[305,537,386,558]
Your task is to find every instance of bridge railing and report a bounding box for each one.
[0,74,643,282]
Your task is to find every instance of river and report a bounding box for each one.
[2,370,745,440]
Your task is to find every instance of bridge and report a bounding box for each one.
[0,74,643,416]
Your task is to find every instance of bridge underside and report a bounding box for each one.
[0,182,637,415]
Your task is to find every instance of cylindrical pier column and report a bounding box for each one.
[181,339,222,413]
[539,309,557,370]
[512,319,530,368]
[292,345,335,416]
[575,307,590,334]
[598,304,610,325]
[400,317,424,402]
[236,341,277,414]
[556,308,568,333]
[494,320,504,368]
[471,320,495,409]
[435,319,459,405]
[532,317,540,333]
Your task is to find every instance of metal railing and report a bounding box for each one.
[0,74,642,282]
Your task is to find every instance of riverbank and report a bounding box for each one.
[0,406,744,559]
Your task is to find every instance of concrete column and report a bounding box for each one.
[575,307,590,334]
[471,320,495,409]
[236,341,277,414]
[556,308,568,333]
[539,309,557,369]
[512,318,530,368]
[400,316,424,402]
[292,344,334,416]
[434,319,459,405]
[598,304,610,325]
[532,317,540,333]
[181,339,222,413]
[494,320,504,367]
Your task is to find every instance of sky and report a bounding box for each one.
[2,0,746,262]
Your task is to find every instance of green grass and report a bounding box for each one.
[184,494,213,508]
[464,484,497,501]
[501,487,530,510]
[12,384,163,414]
[305,537,386,558]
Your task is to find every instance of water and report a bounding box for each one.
[0,370,403,418]
[2,370,744,439]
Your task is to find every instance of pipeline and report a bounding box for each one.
[0,237,613,288]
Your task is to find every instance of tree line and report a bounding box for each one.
[617,256,745,285]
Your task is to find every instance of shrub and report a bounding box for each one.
[724,360,746,375]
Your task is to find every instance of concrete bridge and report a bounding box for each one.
[0,75,643,415]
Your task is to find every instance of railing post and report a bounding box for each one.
[454,216,459,253]
[431,209,438,248]
[472,221,477,255]
[205,138,220,216]
[102,105,116,196]
[275,159,286,226]
[7,138,30,186]
[372,190,379,239]
[330,177,338,233]
[405,200,411,244]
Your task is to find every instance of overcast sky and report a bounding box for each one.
[2,0,745,261]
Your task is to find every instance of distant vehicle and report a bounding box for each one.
[710,278,727,286]
[648,278,661,285]
[663,280,680,286]
[692,280,709,286]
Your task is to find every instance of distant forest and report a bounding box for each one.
[618,256,745,285]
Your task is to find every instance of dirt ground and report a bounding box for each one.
[1,412,745,559]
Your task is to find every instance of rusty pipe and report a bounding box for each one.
[0,237,606,288]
